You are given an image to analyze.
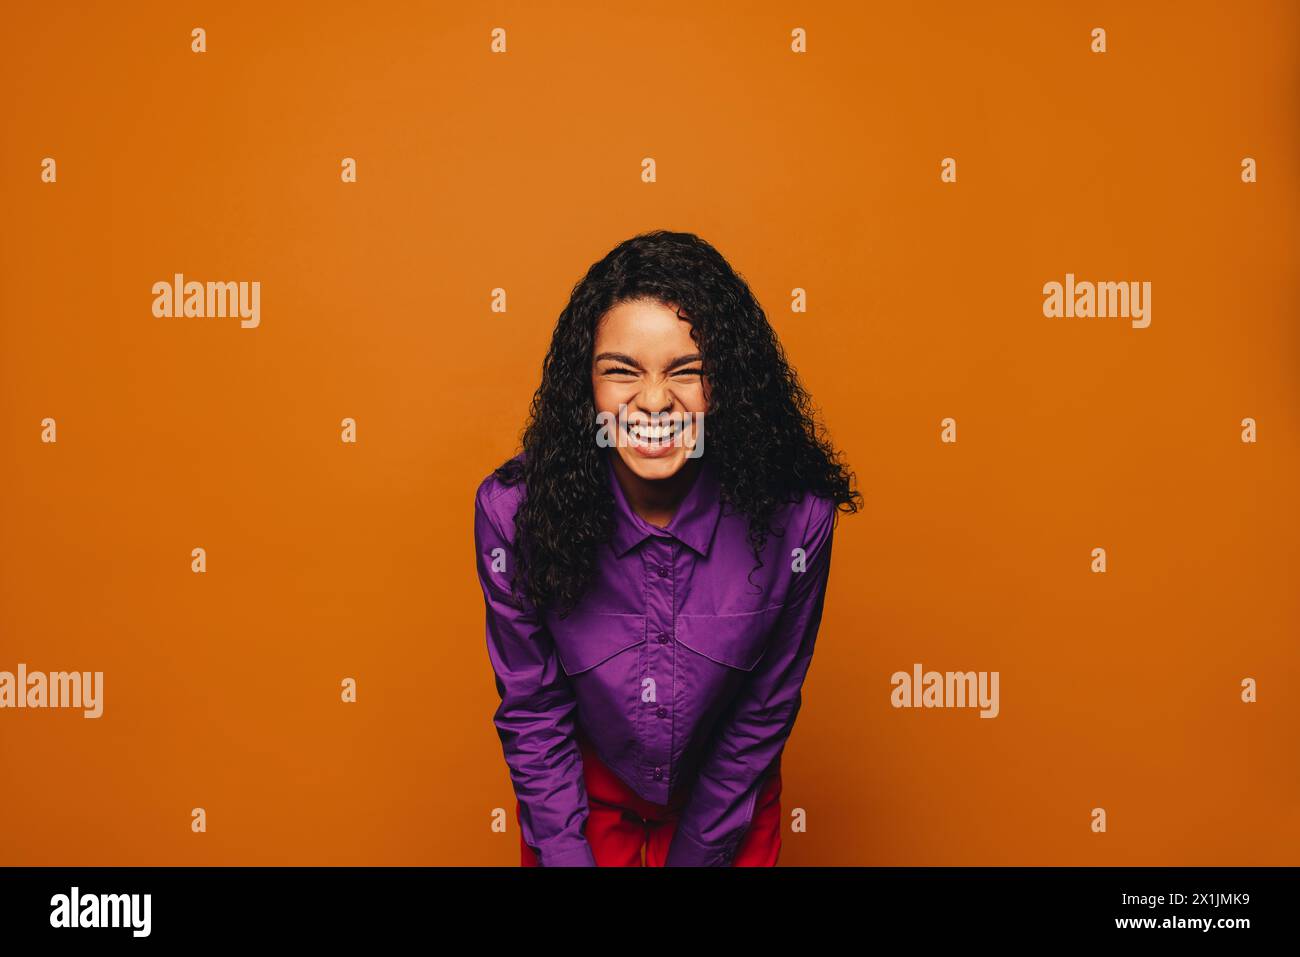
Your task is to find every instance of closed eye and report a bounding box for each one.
[600,365,704,377]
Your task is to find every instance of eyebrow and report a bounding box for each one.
[594,352,703,371]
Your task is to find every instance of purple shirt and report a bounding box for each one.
[474,450,836,866]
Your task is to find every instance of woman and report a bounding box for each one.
[474,229,861,866]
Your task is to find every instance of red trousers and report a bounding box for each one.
[518,730,783,866]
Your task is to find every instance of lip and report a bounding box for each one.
[623,419,684,459]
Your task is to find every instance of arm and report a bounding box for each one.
[474,483,596,866]
[664,494,837,866]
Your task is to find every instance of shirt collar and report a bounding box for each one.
[605,452,723,558]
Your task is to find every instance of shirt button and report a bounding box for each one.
[656,706,667,718]
[657,565,669,578]
[656,633,668,644]
[653,767,663,780]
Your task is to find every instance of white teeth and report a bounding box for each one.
[627,421,680,441]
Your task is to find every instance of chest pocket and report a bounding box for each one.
[673,606,784,672]
[548,610,647,676]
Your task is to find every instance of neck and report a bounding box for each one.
[609,453,703,529]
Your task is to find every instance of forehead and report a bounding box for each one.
[593,299,695,354]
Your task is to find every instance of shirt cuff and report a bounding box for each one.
[663,825,739,867]
[536,838,598,867]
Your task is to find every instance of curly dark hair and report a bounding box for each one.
[494,229,862,618]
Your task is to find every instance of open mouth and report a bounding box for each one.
[624,417,685,449]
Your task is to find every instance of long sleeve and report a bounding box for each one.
[664,493,837,866]
[474,482,596,867]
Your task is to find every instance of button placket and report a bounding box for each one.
[643,540,675,798]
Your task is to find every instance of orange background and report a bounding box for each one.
[2,0,1297,865]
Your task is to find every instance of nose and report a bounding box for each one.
[634,378,676,417]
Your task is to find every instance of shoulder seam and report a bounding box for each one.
[478,470,524,510]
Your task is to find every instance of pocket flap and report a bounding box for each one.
[674,607,782,672]
[550,612,646,676]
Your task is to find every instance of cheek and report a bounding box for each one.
[591,378,622,413]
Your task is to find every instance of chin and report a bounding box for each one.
[617,447,692,482]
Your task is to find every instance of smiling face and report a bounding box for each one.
[591,298,708,484]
